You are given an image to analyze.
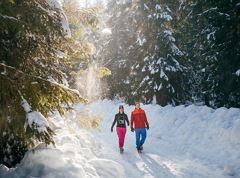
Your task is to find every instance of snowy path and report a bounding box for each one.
[86,100,240,178]
[1,100,239,178]
[97,123,227,178]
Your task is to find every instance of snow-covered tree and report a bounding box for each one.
[134,1,187,105]
[100,0,239,107]
[181,0,240,107]
[102,0,186,105]
[0,0,87,167]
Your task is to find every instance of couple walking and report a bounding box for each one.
[111,102,149,153]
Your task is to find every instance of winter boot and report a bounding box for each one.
[120,147,124,154]
[137,146,142,153]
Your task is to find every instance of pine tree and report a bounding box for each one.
[104,0,139,103]
[134,1,186,105]
[102,0,187,105]
[103,0,240,107]
[182,0,240,107]
[0,0,86,167]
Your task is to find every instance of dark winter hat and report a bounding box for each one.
[119,105,124,109]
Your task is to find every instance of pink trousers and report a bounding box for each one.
[116,127,127,148]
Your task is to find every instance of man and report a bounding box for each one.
[130,102,149,152]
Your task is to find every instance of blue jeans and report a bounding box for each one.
[135,128,147,148]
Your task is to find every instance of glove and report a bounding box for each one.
[131,127,135,132]
[146,125,149,130]
[111,128,113,132]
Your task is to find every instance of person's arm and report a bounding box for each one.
[111,115,117,132]
[130,112,135,132]
[125,114,129,126]
[143,111,149,129]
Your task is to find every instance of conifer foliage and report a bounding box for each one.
[0,0,85,167]
[103,0,187,105]
[101,0,240,107]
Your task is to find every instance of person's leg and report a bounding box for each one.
[116,127,121,148]
[135,128,141,149]
[119,128,125,148]
[139,128,147,146]
[121,128,127,148]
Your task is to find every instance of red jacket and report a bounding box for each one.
[130,108,149,129]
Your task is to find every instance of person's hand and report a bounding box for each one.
[131,127,135,132]
[111,128,113,132]
[146,125,149,130]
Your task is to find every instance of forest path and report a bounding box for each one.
[96,119,226,178]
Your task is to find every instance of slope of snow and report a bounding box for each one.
[1,100,240,178]
[0,109,125,178]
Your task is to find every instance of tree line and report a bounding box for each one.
[101,0,240,108]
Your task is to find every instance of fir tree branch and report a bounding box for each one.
[0,13,19,21]
[0,63,87,102]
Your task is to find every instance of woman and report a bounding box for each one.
[111,105,129,153]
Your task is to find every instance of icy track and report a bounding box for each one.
[1,100,240,178]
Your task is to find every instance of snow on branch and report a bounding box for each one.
[0,13,19,21]
[0,63,64,89]
[47,0,71,38]
[0,63,85,101]
[35,0,71,38]
[22,98,49,133]
[235,69,240,77]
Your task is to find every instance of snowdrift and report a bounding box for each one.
[0,100,239,178]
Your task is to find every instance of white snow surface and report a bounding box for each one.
[1,100,240,178]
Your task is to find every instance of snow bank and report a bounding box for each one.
[146,104,240,173]
[1,105,126,178]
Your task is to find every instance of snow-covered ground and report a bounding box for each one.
[1,100,240,178]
